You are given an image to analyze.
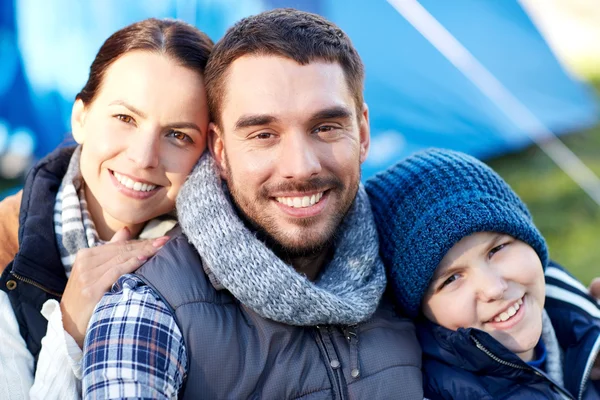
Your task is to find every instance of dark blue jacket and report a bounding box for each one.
[0,146,74,363]
[418,261,600,400]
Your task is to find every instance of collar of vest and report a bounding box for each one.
[11,145,76,294]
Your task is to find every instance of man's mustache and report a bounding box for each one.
[261,177,344,196]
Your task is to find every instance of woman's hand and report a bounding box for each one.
[60,228,169,347]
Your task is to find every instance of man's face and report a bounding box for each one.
[211,55,369,257]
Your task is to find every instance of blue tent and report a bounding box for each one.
[0,0,597,194]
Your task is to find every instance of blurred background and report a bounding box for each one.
[0,0,599,284]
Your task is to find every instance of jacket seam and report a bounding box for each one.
[347,362,421,384]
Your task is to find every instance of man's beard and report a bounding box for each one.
[223,157,359,260]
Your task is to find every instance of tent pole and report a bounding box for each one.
[388,0,600,206]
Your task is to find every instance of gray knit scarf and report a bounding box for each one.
[55,146,177,276]
[176,153,387,326]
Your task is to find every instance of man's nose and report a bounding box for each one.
[278,132,322,180]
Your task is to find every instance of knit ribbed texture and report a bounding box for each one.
[176,152,387,326]
[365,148,548,317]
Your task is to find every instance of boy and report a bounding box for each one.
[366,148,600,399]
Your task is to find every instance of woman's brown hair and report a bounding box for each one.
[77,18,213,105]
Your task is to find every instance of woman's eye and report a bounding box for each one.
[167,130,193,143]
[115,114,134,124]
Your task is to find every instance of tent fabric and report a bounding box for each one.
[0,0,597,186]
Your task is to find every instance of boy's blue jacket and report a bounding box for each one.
[419,261,600,400]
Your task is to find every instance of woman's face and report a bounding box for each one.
[72,50,209,238]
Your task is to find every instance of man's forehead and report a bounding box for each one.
[220,55,355,127]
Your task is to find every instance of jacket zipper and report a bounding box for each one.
[315,326,347,400]
[11,272,63,297]
[578,334,600,400]
[471,335,574,399]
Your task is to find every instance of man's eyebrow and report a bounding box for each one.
[234,114,278,130]
[109,100,147,119]
[310,106,353,122]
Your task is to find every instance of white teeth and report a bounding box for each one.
[491,298,523,323]
[113,171,157,192]
[276,192,324,208]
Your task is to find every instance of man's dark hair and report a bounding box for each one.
[205,8,365,128]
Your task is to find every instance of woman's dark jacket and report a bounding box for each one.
[0,146,75,363]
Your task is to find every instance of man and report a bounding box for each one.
[82,9,423,399]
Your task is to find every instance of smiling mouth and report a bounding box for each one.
[275,192,325,208]
[489,297,524,323]
[112,171,158,192]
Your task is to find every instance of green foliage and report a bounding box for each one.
[489,80,600,285]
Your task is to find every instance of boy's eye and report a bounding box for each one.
[439,273,460,290]
[488,243,508,259]
[115,114,134,124]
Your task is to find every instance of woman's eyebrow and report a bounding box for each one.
[166,122,202,132]
[109,100,147,119]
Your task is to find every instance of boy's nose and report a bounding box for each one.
[475,268,508,302]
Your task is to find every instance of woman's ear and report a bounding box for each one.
[71,99,88,144]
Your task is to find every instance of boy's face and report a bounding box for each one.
[422,232,545,361]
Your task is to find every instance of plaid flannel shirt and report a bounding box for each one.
[82,274,187,399]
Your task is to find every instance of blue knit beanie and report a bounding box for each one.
[365,148,548,318]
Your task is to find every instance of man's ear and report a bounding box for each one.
[358,102,370,164]
[71,99,88,144]
[208,122,228,178]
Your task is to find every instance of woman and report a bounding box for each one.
[0,18,213,399]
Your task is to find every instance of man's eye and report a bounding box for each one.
[255,132,273,139]
[115,114,134,124]
[312,125,336,135]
